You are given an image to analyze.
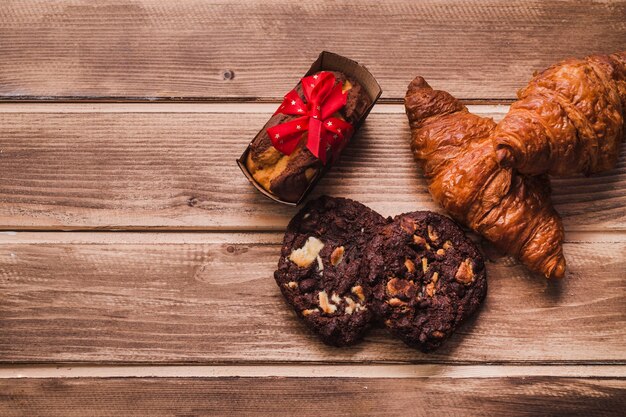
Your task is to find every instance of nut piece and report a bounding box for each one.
[455,259,475,285]
[344,297,356,314]
[427,225,439,243]
[387,277,413,298]
[431,272,439,284]
[351,285,365,302]
[318,290,337,314]
[344,298,366,314]
[388,297,407,307]
[436,248,445,256]
[421,257,429,273]
[286,281,298,289]
[431,330,445,338]
[413,235,431,250]
[425,282,436,297]
[443,240,453,250]
[289,236,325,268]
[331,292,342,305]
[401,218,417,233]
[302,308,319,316]
[404,258,416,273]
[317,255,324,272]
[330,246,345,266]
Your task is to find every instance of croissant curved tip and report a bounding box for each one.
[546,256,566,279]
[406,76,432,94]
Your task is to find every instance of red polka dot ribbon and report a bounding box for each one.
[267,71,353,164]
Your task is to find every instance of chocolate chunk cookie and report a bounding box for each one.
[275,196,387,346]
[363,211,487,352]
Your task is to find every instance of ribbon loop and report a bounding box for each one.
[267,71,352,164]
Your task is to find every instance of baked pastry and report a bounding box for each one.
[405,76,566,279]
[362,211,487,352]
[274,195,386,346]
[494,51,626,176]
[404,51,625,279]
[246,71,372,202]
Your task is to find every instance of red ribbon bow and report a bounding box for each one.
[267,71,353,164]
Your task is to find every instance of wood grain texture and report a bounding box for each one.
[1,109,624,231]
[2,377,625,417]
[1,232,624,364]
[2,0,625,409]
[0,0,625,101]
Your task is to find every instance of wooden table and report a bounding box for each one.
[1,1,625,415]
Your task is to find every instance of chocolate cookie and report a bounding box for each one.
[275,196,387,346]
[363,211,487,352]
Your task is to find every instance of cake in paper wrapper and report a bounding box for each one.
[237,52,381,205]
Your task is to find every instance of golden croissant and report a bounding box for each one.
[405,51,625,279]
[494,52,626,176]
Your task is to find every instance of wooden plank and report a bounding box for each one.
[0,108,624,231]
[1,377,625,416]
[1,232,624,364]
[0,0,624,101]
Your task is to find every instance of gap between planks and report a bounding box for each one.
[0,102,509,115]
[0,230,624,243]
[0,364,624,379]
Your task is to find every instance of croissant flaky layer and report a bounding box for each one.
[405,51,625,279]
